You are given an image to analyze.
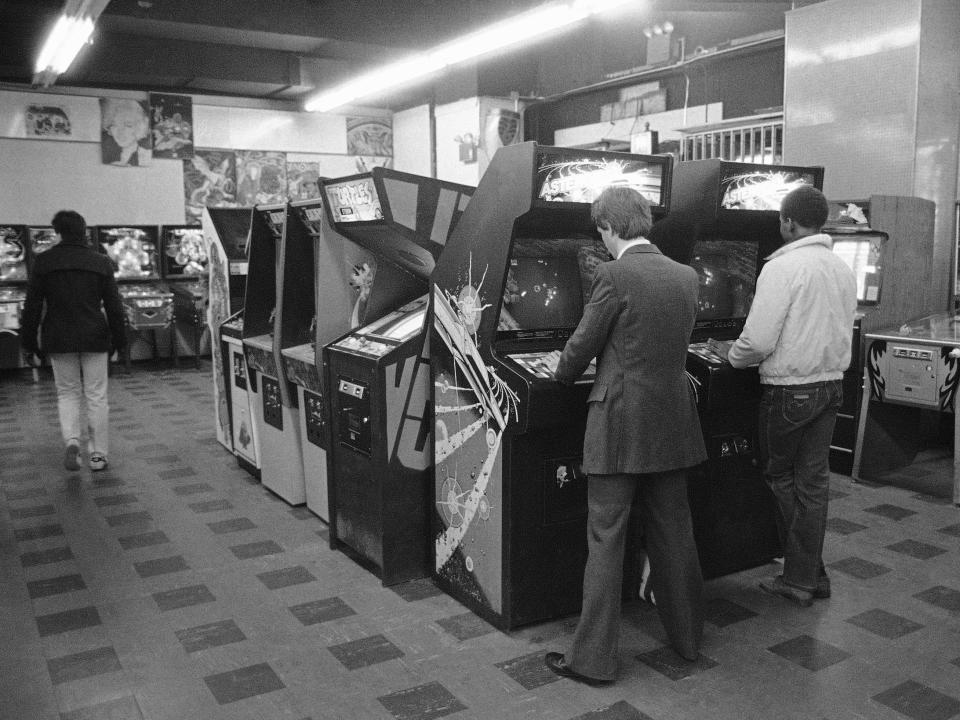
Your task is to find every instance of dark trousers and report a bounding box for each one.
[566,469,703,680]
[758,380,842,591]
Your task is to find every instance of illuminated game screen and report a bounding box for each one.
[325,177,383,223]
[0,226,28,282]
[98,226,159,279]
[257,207,286,239]
[162,226,208,277]
[29,227,59,256]
[832,233,884,304]
[535,151,667,208]
[497,237,608,339]
[690,240,758,322]
[291,201,325,235]
[718,168,820,212]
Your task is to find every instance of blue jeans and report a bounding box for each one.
[758,381,842,592]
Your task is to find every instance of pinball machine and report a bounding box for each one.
[321,169,473,584]
[430,141,671,629]
[0,225,30,370]
[160,224,209,368]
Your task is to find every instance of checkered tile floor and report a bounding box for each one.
[2,362,959,720]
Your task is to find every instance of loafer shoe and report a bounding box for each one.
[544,652,612,686]
[759,575,813,608]
[64,442,81,471]
[89,453,108,472]
[813,577,831,599]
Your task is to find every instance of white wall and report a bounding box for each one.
[434,97,518,186]
[392,104,433,176]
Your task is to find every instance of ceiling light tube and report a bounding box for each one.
[304,0,637,113]
[35,14,94,75]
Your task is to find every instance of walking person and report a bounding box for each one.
[20,210,127,471]
[544,186,707,686]
[711,185,857,606]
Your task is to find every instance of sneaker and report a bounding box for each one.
[89,453,108,472]
[759,575,813,608]
[64,442,81,471]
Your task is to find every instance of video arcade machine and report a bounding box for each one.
[0,225,30,369]
[241,203,306,504]
[322,168,474,584]
[430,142,671,629]
[97,225,177,373]
[160,224,209,368]
[672,159,824,578]
[204,206,258,470]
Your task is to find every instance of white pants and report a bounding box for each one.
[49,352,110,457]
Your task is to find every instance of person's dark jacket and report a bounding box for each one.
[20,238,127,356]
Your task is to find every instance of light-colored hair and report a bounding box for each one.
[590,186,653,240]
[101,98,149,136]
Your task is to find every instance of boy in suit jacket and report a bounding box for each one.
[545,186,707,685]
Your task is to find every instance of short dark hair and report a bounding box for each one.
[780,186,829,230]
[648,213,698,265]
[591,186,653,240]
[51,210,87,243]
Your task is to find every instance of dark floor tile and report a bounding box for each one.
[10,504,56,519]
[229,540,282,559]
[189,499,233,513]
[47,646,122,685]
[257,565,316,590]
[160,467,198,480]
[952,657,960,669]
[134,443,169,453]
[390,577,445,602]
[827,488,849,500]
[496,651,562,689]
[636,646,718,680]
[60,695,144,720]
[19,542,73,568]
[845,609,924,639]
[115,423,145,431]
[153,584,216,611]
[885,539,948,560]
[27,573,87,599]
[203,662,285,705]
[134,555,190,578]
[209,518,257,534]
[704,597,759,628]
[5,485,47,501]
[90,475,125,489]
[768,634,850,671]
[328,633,403,671]
[175,619,246,653]
[289,597,356,626]
[118,530,170,550]
[436,611,496,641]
[825,517,869,535]
[863,504,917,521]
[378,681,467,720]
[93,493,139,507]
[937,523,960,538]
[145,454,181,465]
[872,680,960,720]
[105,511,152,527]
[172,482,212,496]
[570,701,655,720]
[289,506,315,520]
[913,586,960,613]
[14,523,63,541]
[36,606,102,637]
[828,556,892,579]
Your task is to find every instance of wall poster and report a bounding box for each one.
[150,93,194,159]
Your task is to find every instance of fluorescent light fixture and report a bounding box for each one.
[35,14,94,75]
[304,0,636,113]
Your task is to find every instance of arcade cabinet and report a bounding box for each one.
[430,141,671,629]
[97,226,176,373]
[322,169,474,584]
[0,225,30,370]
[204,206,258,469]
[161,224,209,368]
[672,158,825,579]
[241,203,306,504]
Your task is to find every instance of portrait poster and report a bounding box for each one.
[24,105,72,138]
[100,97,152,166]
[150,93,194,159]
[183,149,237,224]
[235,150,287,206]
[286,160,321,200]
[346,117,393,157]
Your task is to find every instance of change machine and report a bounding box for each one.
[322,169,474,585]
[672,159,824,578]
[0,225,30,369]
[430,141,672,629]
[205,207,257,467]
[242,203,306,504]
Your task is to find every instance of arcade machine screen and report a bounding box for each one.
[0,226,28,283]
[98,226,159,279]
[28,227,59,256]
[831,233,884,305]
[324,177,383,222]
[161,226,208,278]
[718,166,821,212]
[690,240,759,325]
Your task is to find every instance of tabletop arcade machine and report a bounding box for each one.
[241,203,306,504]
[430,141,672,629]
[671,158,825,579]
[97,225,177,372]
[322,169,474,584]
[160,224,209,368]
[0,225,30,369]
[204,207,257,467]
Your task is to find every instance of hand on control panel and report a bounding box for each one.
[707,338,733,360]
